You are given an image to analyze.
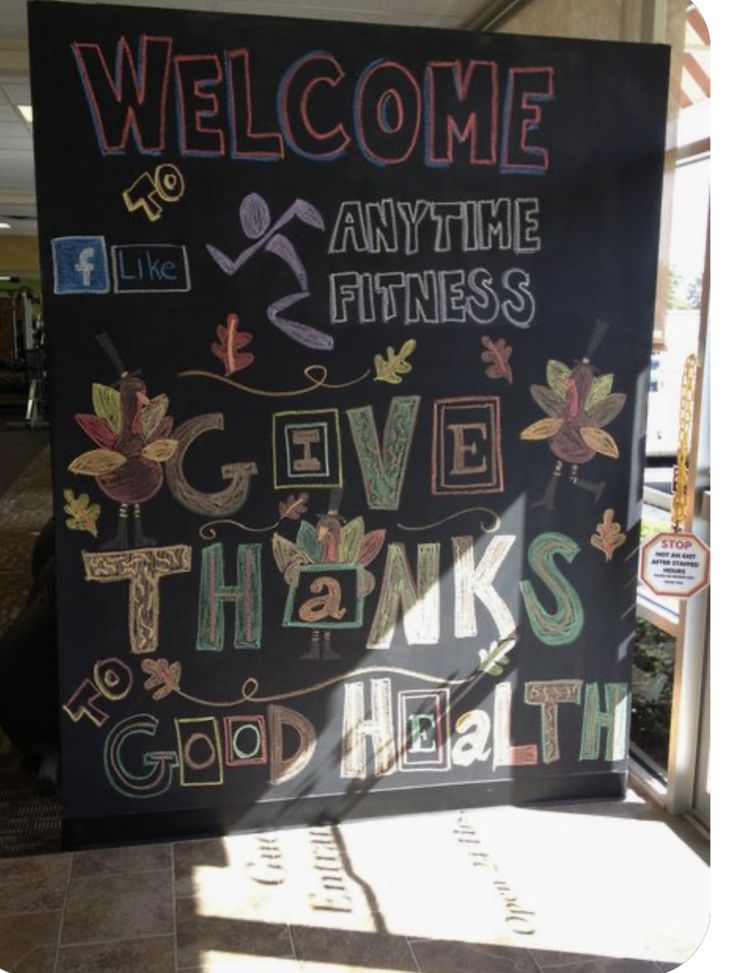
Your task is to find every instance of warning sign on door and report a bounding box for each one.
[640,531,710,599]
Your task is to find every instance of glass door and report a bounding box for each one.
[631,2,710,824]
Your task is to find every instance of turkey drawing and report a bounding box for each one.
[521,322,627,510]
[68,334,178,548]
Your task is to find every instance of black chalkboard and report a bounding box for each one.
[29,0,669,847]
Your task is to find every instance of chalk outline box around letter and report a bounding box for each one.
[224,715,268,767]
[175,716,224,787]
[283,421,330,479]
[272,409,343,490]
[111,243,191,293]
[432,395,504,494]
[398,688,451,771]
[282,563,365,629]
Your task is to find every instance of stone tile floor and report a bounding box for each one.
[0,788,709,972]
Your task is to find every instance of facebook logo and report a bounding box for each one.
[52,236,110,294]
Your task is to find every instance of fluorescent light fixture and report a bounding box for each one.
[18,105,33,123]
[0,223,11,230]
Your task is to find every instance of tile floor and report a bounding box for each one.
[0,429,48,499]
[0,787,708,973]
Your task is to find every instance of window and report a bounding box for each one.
[634,2,709,823]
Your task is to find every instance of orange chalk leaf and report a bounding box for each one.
[211,313,254,376]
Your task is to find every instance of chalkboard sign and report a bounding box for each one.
[29,1,669,847]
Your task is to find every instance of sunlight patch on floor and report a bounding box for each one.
[200,952,301,972]
[188,796,708,967]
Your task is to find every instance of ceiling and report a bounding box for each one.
[0,0,490,244]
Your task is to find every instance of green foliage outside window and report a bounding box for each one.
[631,618,675,774]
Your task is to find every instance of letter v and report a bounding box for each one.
[347,396,420,510]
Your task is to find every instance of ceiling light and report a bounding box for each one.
[18,105,33,123]
[0,223,11,230]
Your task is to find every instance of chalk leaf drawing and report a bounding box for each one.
[211,313,254,376]
[477,636,517,676]
[374,339,417,384]
[591,508,627,561]
[278,492,309,522]
[63,488,101,537]
[141,658,182,700]
[198,492,310,539]
[71,336,179,547]
[272,534,312,587]
[481,336,513,384]
[335,517,386,573]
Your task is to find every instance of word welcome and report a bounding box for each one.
[73,35,554,170]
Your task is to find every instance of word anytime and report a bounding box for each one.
[328,198,541,256]
[327,197,540,327]
[98,677,628,799]
[73,35,555,170]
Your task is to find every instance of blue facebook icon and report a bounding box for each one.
[52,236,110,294]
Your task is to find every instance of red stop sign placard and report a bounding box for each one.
[640,531,710,599]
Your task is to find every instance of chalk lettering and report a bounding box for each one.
[341,678,397,778]
[197,543,262,651]
[520,532,584,646]
[73,36,553,171]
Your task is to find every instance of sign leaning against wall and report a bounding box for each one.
[29,0,669,846]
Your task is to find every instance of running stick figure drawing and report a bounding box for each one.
[206,192,333,350]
